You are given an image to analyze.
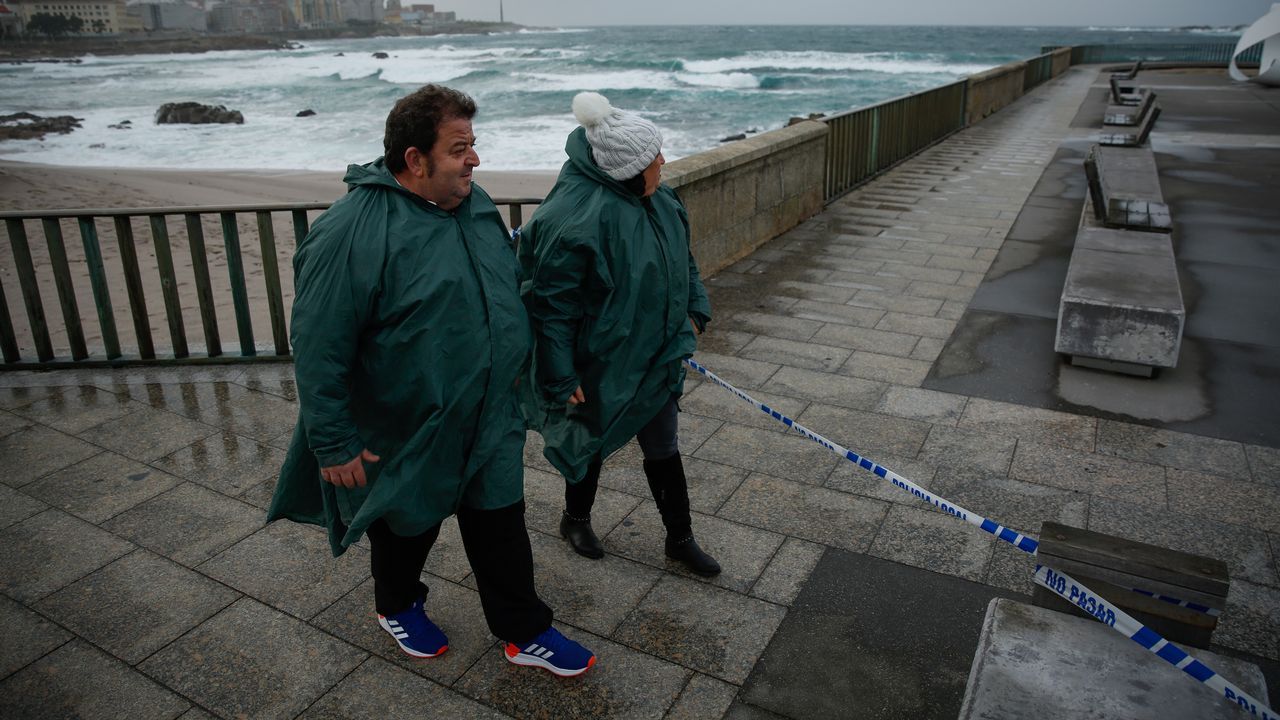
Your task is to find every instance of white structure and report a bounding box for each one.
[1231,2,1280,86]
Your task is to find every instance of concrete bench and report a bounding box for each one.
[959,599,1267,720]
[1100,103,1161,147]
[1104,87,1156,125]
[1084,144,1171,231]
[1055,200,1184,373]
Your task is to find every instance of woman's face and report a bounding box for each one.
[641,152,665,197]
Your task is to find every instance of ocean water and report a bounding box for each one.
[0,24,1240,172]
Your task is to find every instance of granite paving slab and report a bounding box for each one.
[760,365,886,412]
[0,425,101,488]
[1215,579,1280,660]
[613,574,787,684]
[0,640,189,720]
[102,482,265,566]
[694,423,840,486]
[25,451,182,524]
[1010,440,1168,505]
[785,298,886,328]
[728,310,822,342]
[198,521,371,619]
[1096,419,1252,476]
[598,454,747,515]
[868,504,995,582]
[300,656,511,720]
[455,630,689,720]
[232,364,298,402]
[7,385,139,434]
[0,509,133,602]
[422,516,477,583]
[0,594,72,678]
[957,397,1097,451]
[151,431,287,497]
[76,405,218,464]
[916,424,1017,475]
[605,508,783,593]
[311,577,497,685]
[872,386,968,425]
[719,474,889,552]
[678,382,809,434]
[139,598,366,720]
[738,335,851,373]
[35,549,240,665]
[115,381,297,442]
[665,673,741,720]
[696,327,757,356]
[824,451,939,506]
[522,466,641,543]
[1088,497,1279,589]
[0,483,46,531]
[737,549,1016,720]
[984,539,1038,596]
[839,350,933,386]
[0,409,32,439]
[526,531,662,637]
[1167,468,1280,535]
[748,536,826,606]
[688,351,780,389]
[808,322,921,357]
[1247,445,1280,485]
[795,401,932,459]
[930,467,1089,535]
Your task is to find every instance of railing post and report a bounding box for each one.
[220,212,256,356]
[78,217,122,360]
[149,214,189,359]
[0,276,20,363]
[41,218,88,361]
[256,211,289,356]
[5,218,54,362]
[113,216,155,359]
[185,213,222,358]
[509,203,523,234]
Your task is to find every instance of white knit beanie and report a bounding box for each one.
[572,91,663,181]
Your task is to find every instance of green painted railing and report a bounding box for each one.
[820,80,968,200]
[1043,43,1261,65]
[0,199,540,368]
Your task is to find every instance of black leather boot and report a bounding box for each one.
[644,454,721,577]
[559,512,604,559]
[561,459,604,559]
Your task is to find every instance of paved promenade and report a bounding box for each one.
[1,65,1277,719]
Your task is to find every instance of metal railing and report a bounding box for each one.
[1023,51,1056,92]
[0,199,540,368]
[1043,43,1261,65]
[820,80,968,200]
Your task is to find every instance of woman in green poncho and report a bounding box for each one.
[519,91,720,576]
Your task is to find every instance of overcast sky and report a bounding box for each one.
[484,0,1273,28]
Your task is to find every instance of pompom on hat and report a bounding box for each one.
[572,91,663,181]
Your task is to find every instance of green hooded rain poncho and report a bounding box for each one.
[268,159,531,556]
[519,127,711,484]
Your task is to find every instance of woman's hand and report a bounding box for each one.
[568,386,586,405]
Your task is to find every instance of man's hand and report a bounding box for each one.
[567,386,586,406]
[689,317,702,335]
[321,449,381,488]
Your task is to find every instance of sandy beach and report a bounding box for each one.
[0,161,557,361]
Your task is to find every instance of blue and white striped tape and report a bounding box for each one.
[1036,565,1275,718]
[684,356,1271,718]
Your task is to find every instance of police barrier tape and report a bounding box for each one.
[685,357,1271,717]
[1035,565,1276,718]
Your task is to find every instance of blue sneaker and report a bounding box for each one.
[377,597,448,658]
[504,626,596,677]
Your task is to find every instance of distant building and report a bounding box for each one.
[433,8,451,22]
[0,3,23,36]
[133,0,206,31]
[12,0,143,33]
[382,0,399,24]
[288,0,338,27]
[337,0,379,23]
[206,0,289,32]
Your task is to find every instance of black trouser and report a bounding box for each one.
[565,394,680,518]
[366,500,552,645]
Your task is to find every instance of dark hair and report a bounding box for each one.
[383,84,477,173]
[621,172,647,196]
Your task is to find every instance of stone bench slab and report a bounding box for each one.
[1105,89,1156,125]
[959,599,1268,720]
[1085,145,1171,231]
[1101,105,1161,148]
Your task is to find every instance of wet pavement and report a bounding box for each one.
[1,65,1278,719]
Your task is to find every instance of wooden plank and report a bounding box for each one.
[1039,522,1229,598]
[0,276,20,363]
[5,218,54,362]
[113,216,155,359]
[78,217,121,359]
[220,212,255,356]
[185,213,221,357]
[1035,553,1225,611]
[149,215,188,359]
[256,211,289,356]
[291,209,309,247]
[40,218,88,361]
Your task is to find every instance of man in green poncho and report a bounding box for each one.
[519,91,720,577]
[268,84,595,677]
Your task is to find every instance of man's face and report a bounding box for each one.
[641,152,665,197]
[413,116,479,210]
